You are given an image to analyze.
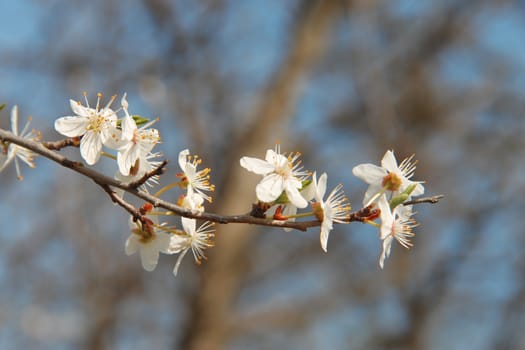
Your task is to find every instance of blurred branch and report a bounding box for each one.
[181,1,368,349]
[404,194,444,205]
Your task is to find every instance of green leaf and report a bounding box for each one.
[132,115,150,127]
[116,115,151,129]
[0,103,5,112]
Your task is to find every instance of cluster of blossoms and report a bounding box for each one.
[54,93,216,276]
[54,93,163,187]
[0,93,432,276]
[240,146,425,268]
[123,146,216,276]
[240,144,352,252]
[353,151,424,268]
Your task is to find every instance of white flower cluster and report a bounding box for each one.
[240,144,352,252]
[54,93,162,185]
[240,146,426,268]
[353,150,424,269]
[54,93,216,276]
[123,147,216,276]
[0,94,433,276]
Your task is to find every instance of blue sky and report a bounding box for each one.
[1,1,525,349]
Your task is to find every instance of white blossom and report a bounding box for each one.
[116,94,160,176]
[377,194,417,269]
[177,191,205,213]
[240,145,309,208]
[114,152,163,199]
[169,217,215,276]
[311,172,351,252]
[54,93,118,165]
[352,150,424,206]
[0,106,38,180]
[125,216,173,272]
[178,149,215,203]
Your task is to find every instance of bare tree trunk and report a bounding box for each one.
[180,1,343,349]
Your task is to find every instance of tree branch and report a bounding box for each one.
[96,181,144,222]
[41,137,80,150]
[128,160,168,189]
[0,128,443,232]
[0,129,317,230]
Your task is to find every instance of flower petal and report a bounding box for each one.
[181,217,196,236]
[10,106,19,135]
[320,221,332,253]
[121,115,136,141]
[80,131,103,165]
[54,116,89,137]
[264,149,278,164]
[379,236,393,269]
[240,156,274,175]
[118,145,141,176]
[300,179,316,202]
[172,248,189,276]
[317,172,328,200]
[352,163,386,184]
[269,150,288,169]
[69,99,90,117]
[156,233,174,255]
[256,173,284,202]
[378,195,394,240]
[100,109,117,123]
[125,235,139,255]
[285,184,308,208]
[381,150,398,173]
[139,245,160,271]
[362,184,383,206]
[102,127,124,150]
[178,149,190,171]
[117,149,130,176]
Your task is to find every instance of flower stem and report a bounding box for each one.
[286,212,315,219]
[365,220,380,228]
[101,151,116,160]
[155,224,185,236]
[149,211,175,216]
[154,182,183,197]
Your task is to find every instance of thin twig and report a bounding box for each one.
[97,182,143,222]
[404,194,444,205]
[128,160,168,189]
[42,137,80,150]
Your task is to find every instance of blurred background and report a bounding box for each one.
[1,0,524,349]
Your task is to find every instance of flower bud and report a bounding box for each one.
[401,183,418,196]
[389,193,409,210]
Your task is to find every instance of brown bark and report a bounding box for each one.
[180,1,343,349]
